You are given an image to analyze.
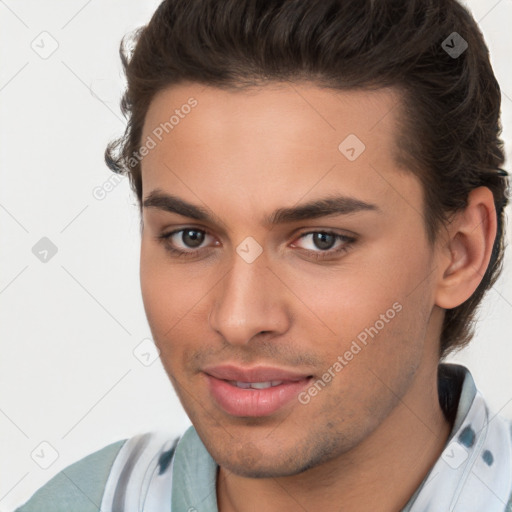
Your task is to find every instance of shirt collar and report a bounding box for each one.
[400,362,477,510]
[403,363,512,511]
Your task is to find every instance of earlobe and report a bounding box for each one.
[435,187,497,309]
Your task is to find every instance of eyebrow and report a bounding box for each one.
[142,189,380,226]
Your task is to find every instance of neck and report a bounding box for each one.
[216,362,452,512]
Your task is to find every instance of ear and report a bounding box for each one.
[434,186,497,309]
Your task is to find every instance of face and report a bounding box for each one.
[139,82,441,478]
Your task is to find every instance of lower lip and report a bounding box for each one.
[205,374,312,417]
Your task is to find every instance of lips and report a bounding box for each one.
[203,364,313,417]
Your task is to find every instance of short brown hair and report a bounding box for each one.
[105,0,509,357]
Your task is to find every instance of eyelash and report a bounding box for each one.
[156,228,356,262]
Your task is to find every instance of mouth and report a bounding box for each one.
[203,365,314,417]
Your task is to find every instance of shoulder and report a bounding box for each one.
[14,431,182,512]
[14,439,127,512]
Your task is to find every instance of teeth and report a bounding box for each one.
[233,381,252,389]
[229,380,284,389]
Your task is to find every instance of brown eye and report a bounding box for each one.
[311,232,336,251]
[181,229,206,248]
[156,228,217,259]
[291,231,356,262]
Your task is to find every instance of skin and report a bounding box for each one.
[139,81,496,511]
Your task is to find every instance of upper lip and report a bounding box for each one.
[203,364,312,383]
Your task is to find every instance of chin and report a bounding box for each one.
[221,458,314,479]
[213,440,331,479]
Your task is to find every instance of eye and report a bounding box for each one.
[157,228,217,258]
[291,231,355,260]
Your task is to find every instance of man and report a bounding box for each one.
[15,0,511,510]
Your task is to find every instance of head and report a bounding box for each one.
[105,0,508,478]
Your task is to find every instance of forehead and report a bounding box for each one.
[142,81,402,156]
[140,82,420,224]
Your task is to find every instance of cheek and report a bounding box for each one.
[300,237,434,368]
[295,269,406,350]
[140,245,167,334]
[140,240,213,372]
[140,241,189,343]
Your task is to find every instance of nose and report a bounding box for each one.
[208,252,291,346]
